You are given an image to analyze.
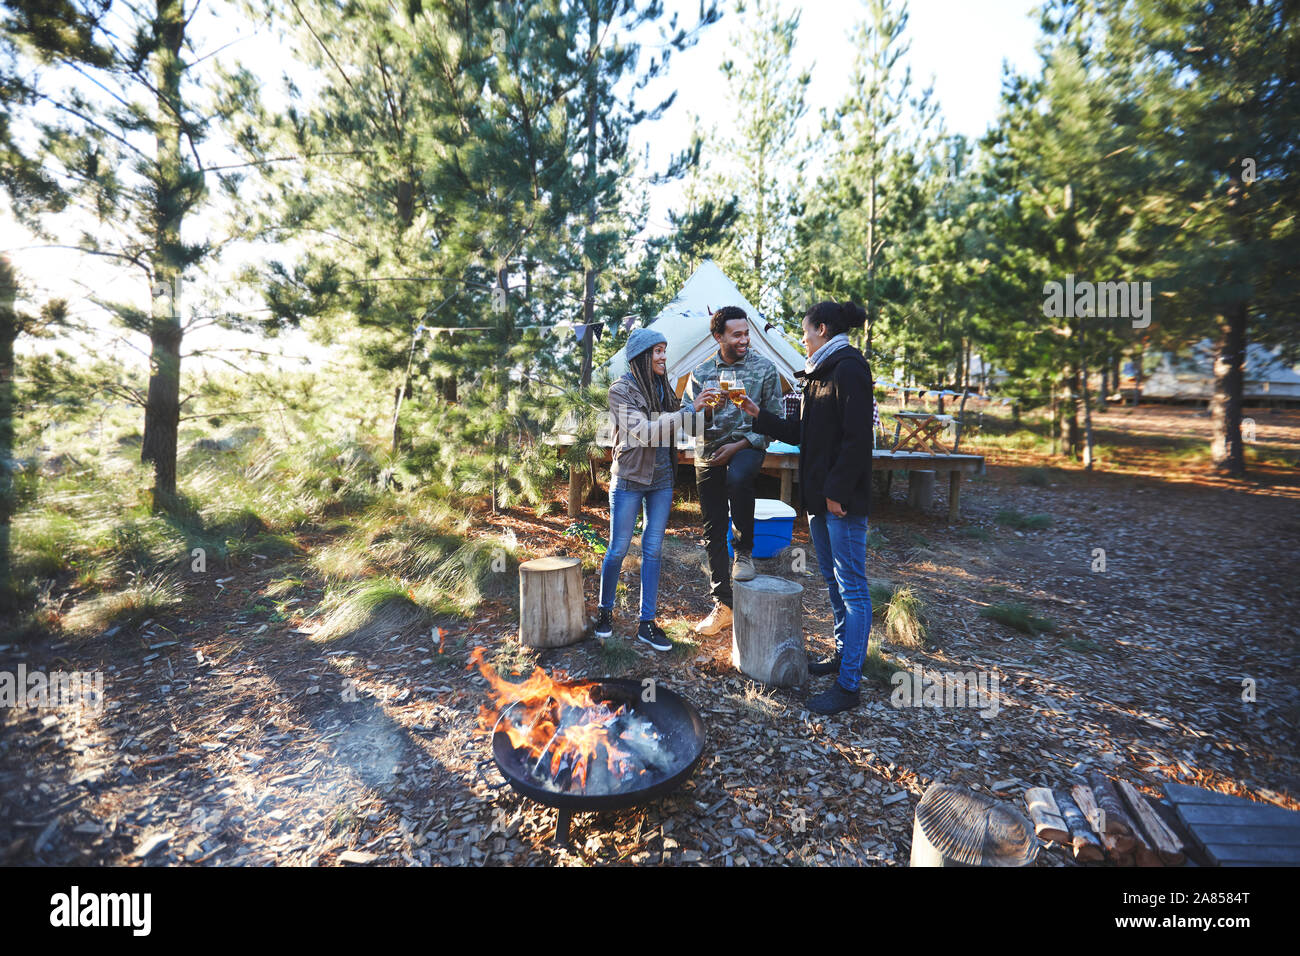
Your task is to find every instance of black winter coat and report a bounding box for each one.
[754,346,874,517]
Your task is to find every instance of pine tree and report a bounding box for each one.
[2,0,272,510]
[1096,0,1300,476]
[795,0,931,356]
[251,0,718,510]
[705,0,809,317]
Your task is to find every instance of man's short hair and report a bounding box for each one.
[711,305,747,338]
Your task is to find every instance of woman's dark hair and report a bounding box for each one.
[804,301,867,339]
[630,348,680,415]
[710,305,748,338]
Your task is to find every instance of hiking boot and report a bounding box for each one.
[637,620,672,652]
[594,607,613,639]
[732,550,756,582]
[807,682,860,716]
[694,601,733,636]
[808,654,842,676]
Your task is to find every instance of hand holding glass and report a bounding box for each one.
[693,385,723,412]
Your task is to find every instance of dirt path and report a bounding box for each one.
[2,408,1297,866]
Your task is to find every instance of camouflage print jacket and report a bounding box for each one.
[685,349,784,465]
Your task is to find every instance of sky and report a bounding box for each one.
[3,0,1046,368]
[630,0,1044,226]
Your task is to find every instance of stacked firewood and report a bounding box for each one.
[1023,773,1186,866]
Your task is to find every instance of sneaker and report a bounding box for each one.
[808,654,842,676]
[807,682,859,715]
[637,620,672,652]
[694,601,733,636]
[732,550,756,582]
[594,607,613,639]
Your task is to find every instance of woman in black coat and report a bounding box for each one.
[738,301,874,715]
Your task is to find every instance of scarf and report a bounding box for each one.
[805,332,852,375]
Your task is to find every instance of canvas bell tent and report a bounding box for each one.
[1133,340,1300,406]
[605,260,806,395]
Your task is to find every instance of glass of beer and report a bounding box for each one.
[703,377,724,408]
[729,381,748,407]
[718,370,736,406]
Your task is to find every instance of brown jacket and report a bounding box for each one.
[607,374,704,486]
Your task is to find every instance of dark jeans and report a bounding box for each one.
[696,446,764,608]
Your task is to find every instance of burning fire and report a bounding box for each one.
[469,648,669,794]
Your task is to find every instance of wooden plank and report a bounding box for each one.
[869,452,985,475]
[1163,782,1269,808]
[1116,779,1185,865]
[1174,803,1300,828]
[1202,843,1300,866]
[1191,824,1300,847]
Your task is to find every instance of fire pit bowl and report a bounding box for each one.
[490,678,707,845]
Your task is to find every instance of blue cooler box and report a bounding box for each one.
[727,498,797,559]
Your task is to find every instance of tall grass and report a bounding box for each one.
[883,586,928,648]
[979,601,1055,635]
[62,572,184,634]
[995,508,1053,530]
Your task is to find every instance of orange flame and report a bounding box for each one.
[469,647,645,792]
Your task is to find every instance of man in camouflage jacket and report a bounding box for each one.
[684,306,783,634]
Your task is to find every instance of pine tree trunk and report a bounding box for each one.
[1059,371,1080,459]
[1080,322,1094,468]
[1049,390,1058,456]
[142,313,182,511]
[1081,368,1095,470]
[0,259,15,603]
[865,162,877,358]
[1210,302,1247,477]
[140,0,186,514]
[569,1,601,520]
[1132,343,1143,406]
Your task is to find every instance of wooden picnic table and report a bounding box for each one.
[760,447,984,522]
[888,411,955,455]
[550,435,985,522]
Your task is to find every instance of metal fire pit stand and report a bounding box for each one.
[489,678,707,848]
[554,809,576,848]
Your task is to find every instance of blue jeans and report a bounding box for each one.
[598,483,674,622]
[808,511,871,693]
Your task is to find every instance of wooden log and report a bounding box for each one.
[1101,830,1136,866]
[907,470,935,510]
[1024,788,1070,845]
[1116,779,1186,865]
[1054,790,1104,862]
[732,575,808,687]
[518,556,586,648]
[1088,772,1138,837]
[1073,783,1135,853]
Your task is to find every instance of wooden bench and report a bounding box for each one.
[1164,782,1300,866]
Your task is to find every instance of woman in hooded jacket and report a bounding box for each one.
[595,327,720,651]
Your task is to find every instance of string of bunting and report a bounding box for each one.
[413,313,638,342]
